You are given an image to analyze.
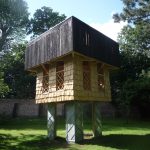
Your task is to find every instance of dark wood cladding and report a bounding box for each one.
[25,18,73,70]
[72,17,120,67]
[25,16,120,70]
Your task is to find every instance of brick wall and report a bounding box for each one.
[0,99,65,117]
[0,99,115,118]
[0,99,39,117]
[0,100,14,116]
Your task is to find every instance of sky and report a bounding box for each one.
[25,0,126,41]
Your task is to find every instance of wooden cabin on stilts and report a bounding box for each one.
[25,16,120,143]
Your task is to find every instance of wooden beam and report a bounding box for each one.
[41,64,49,74]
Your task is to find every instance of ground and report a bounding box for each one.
[0,117,150,150]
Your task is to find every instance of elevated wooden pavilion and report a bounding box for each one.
[25,16,119,143]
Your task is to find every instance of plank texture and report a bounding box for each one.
[25,16,119,70]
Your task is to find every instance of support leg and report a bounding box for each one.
[47,103,56,140]
[92,102,102,137]
[66,102,83,143]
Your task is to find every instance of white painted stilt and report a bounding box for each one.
[92,102,102,137]
[47,103,56,140]
[66,102,83,143]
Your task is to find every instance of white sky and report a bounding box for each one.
[90,19,127,42]
[25,0,126,42]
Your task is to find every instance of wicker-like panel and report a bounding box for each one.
[56,71,64,90]
[83,61,91,90]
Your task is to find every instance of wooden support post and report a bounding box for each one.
[41,64,49,74]
[92,102,102,137]
[47,103,56,140]
[66,102,83,143]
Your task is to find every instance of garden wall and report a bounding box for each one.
[0,99,115,118]
[0,99,39,117]
[0,99,64,117]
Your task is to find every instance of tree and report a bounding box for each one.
[27,6,66,36]
[112,0,150,81]
[0,71,9,98]
[0,0,29,52]
[116,76,150,119]
[111,0,150,119]
[1,43,36,98]
[113,0,150,24]
[0,4,66,99]
[113,0,150,56]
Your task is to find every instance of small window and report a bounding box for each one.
[97,63,105,91]
[85,32,90,46]
[56,61,64,90]
[42,64,49,93]
[83,61,91,90]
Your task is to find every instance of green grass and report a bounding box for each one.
[0,117,150,150]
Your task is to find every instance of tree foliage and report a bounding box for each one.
[1,44,36,98]
[0,5,67,99]
[0,71,9,98]
[0,0,29,52]
[113,0,150,24]
[116,76,150,118]
[114,0,150,57]
[113,0,150,78]
[27,6,66,36]
[112,0,150,118]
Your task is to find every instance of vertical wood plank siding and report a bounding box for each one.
[25,18,73,70]
[25,16,119,71]
[72,17,120,67]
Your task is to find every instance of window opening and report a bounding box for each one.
[85,32,90,46]
[83,61,91,90]
[56,61,64,90]
[42,64,49,93]
[97,63,105,91]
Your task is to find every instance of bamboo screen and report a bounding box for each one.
[35,56,74,103]
[82,61,91,90]
[73,54,111,102]
[97,63,105,92]
[35,54,112,103]
[56,61,64,90]
[42,65,49,93]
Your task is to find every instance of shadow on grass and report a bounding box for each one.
[0,117,66,131]
[0,134,78,150]
[0,118,47,130]
[1,118,150,132]
[0,133,18,150]
[1,133,150,150]
[19,136,70,150]
[83,134,150,150]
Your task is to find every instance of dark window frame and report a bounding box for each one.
[83,61,91,90]
[42,64,49,93]
[97,63,105,92]
[56,61,64,91]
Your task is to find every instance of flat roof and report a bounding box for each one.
[25,16,120,70]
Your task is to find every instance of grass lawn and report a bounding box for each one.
[0,117,150,150]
